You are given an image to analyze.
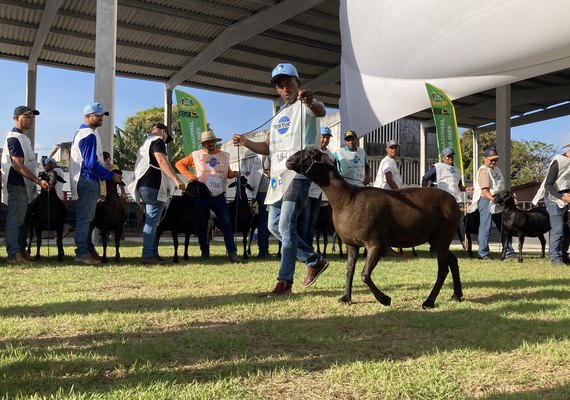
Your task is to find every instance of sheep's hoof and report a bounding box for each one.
[114,257,121,263]
[451,294,462,302]
[422,301,435,309]
[339,295,352,304]
[518,258,523,263]
[102,257,108,263]
[183,256,189,261]
[379,295,392,306]
[173,258,179,263]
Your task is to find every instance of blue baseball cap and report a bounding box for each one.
[83,102,109,116]
[43,157,56,166]
[441,147,455,157]
[320,126,332,136]
[271,63,299,85]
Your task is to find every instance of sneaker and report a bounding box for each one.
[478,256,492,261]
[74,255,102,266]
[90,250,102,261]
[140,256,167,265]
[267,280,292,297]
[303,258,329,287]
[228,252,241,263]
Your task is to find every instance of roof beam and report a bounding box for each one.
[478,103,570,132]
[28,0,64,67]
[166,0,327,90]
[305,64,340,92]
[456,85,570,121]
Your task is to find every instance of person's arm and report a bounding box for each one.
[421,166,437,188]
[298,89,326,117]
[155,152,185,190]
[384,171,399,190]
[544,160,570,203]
[79,134,116,181]
[10,156,49,190]
[363,163,371,186]
[478,169,494,200]
[232,132,270,155]
[175,153,197,181]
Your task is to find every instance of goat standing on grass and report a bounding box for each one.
[286,149,463,309]
[156,180,206,262]
[227,176,253,259]
[90,170,126,263]
[27,169,67,261]
[493,190,550,262]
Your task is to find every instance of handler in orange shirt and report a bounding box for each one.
[175,130,240,262]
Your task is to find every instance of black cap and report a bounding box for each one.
[153,123,173,144]
[14,106,40,116]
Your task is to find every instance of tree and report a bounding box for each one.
[113,106,187,170]
[460,130,556,186]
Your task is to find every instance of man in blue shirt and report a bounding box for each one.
[70,103,122,265]
[1,106,49,263]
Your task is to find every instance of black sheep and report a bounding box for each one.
[27,169,68,261]
[156,180,205,262]
[493,190,550,262]
[227,175,253,259]
[91,173,126,263]
[287,149,463,309]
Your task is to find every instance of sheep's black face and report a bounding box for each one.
[493,190,512,205]
[38,170,62,189]
[286,149,321,174]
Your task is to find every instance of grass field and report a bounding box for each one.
[1,240,569,399]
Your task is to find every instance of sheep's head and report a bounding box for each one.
[286,149,337,187]
[38,170,65,190]
[493,190,515,205]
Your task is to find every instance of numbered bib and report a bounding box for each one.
[206,175,223,196]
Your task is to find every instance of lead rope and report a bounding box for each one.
[46,183,51,258]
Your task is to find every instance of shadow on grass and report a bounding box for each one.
[1,292,570,397]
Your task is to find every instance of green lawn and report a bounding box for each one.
[1,241,569,399]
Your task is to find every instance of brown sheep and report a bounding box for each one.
[286,149,463,309]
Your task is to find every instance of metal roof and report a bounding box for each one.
[1,0,570,129]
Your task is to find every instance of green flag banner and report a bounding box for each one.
[425,82,464,181]
[175,89,207,155]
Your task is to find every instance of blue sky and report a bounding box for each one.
[1,58,568,157]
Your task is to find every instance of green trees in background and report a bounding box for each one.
[461,130,557,186]
[113,106,186,170]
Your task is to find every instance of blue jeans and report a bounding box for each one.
[138,186,166,258]
[196,194,237,255]
[6,184,29,259]
[298,195,322,248]
[268,179,322,282]
[256,191,270,255]
[478,197,514,258]
[75,176,100,257]
[545,197,570,262]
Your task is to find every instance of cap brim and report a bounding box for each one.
[165,134,173,144]
[93,111,110,116]
[486,155,499,160]
[201,138,222,144]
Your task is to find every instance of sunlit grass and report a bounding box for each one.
[1,240,569,399]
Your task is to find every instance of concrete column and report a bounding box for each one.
[164,86,173,158]
[419,121,427,179]
[94,0,117,154]
[496,85,512,189]
[26,65,37,145]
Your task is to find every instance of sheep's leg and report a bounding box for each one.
[246,228,254,256]
[538,234,546,259]
[56,228,64,261]
[361,246,391,306]
[114,225,121,263]
[172,231,179,263]
[323,231,328,258]
[422,249,451,309]
[316,231,322,255]
[35,228,42,260]
[27,224,34,256]
[447,251,463,302]
[457,227,466,250]
[516,234,525,263]
[500,234,511,260]
[183,233,190,261]
[242,231,248,259]
[101,229,108,263]
[340,245,359,304]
